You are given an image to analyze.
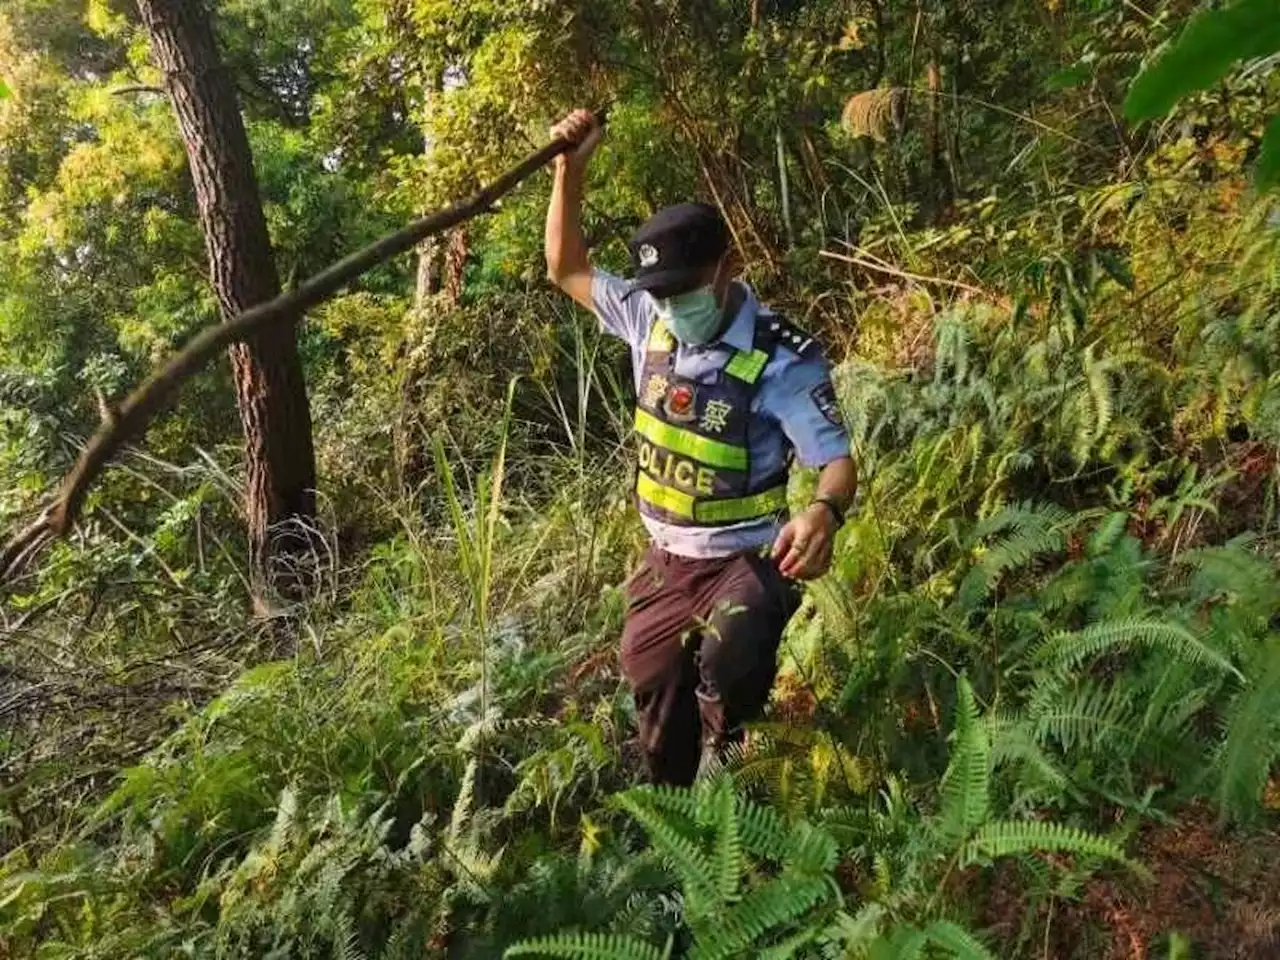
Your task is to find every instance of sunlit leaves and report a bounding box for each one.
[1123,0,1280,121]
[1124,0,1280,191]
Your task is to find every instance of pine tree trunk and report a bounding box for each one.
[136,0,317,599]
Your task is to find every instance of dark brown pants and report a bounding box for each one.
[620,544,802,786]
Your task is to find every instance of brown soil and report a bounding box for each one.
[981,803,1280,959]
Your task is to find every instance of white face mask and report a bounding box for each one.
[655,286,722,345]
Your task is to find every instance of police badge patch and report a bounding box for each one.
[663,383,697,422]
[810,380,842,426]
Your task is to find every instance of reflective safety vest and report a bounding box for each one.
[632,315,790,527]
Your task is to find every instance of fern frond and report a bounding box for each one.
[1180,540,1280,621]
[267,785,298,854]
[958,502,1075,609]
[710,776,742,902]
[620,783,705,827]
[1087,511,1129,558]
[613,792,718,914]
[1085,347,1114,445]
[335,917,368,960]
[939,677,991,843]
[1029,680,1132,753]
[923,919,997,959]
[450,757,480,841]
[987,715,1069,788]
[503,931,669,960]
[757,924,824,960]
[735,798,792,863]
[962,820,1146,877]
[820,903,885,954]
[1034,619,1241,678]
[875,923,928,959]
[690,874,835,960]
[1217,640,1280,822]
[786,821,839,875]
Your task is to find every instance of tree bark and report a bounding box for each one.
[135,0,316,598]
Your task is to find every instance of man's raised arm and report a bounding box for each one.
[545,109,602,311]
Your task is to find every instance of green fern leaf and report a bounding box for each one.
[988,716,1069,788]
[504,931,669,960]
[623,784,704,820]
[613,790,718,914]
[939,677,991,843]
[691,874,835,960]
[962,820,1147,878]
[1029,680,1133,753]
[1034,619,1241,678]
[335,919,368,960]
[923,919,996,959]
[1085,347,1114,445]
[710,776,742,902]
[1087,511,1129,558]
[1217,640,1280,821]
[735,797,793,863]
[958,502,1075,609]
[821,903,886,953]
[757,924,824,959]
[872,923,928,960]
[786,821,839,875]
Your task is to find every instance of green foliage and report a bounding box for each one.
[938,677,990,844]
[961,821,1139,875]
[1216,639,1280,822]
[1125,0,1280,189]
[1034,618,1241,678]
[505,932,671,960]
[1124,0,1280,120]
[1261,116,1280,190]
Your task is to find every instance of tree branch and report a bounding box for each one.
[1,109,609,589]
[110,84,167,96]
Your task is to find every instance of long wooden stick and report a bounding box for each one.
[1,111,606,588]
[819,248,984,295]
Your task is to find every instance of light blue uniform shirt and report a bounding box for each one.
[592,269,851,559]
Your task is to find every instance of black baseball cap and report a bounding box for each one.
[621,202,730,301]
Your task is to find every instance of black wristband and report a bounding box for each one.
[811,495,845,529]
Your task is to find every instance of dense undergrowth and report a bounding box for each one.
[4,0,1280,957]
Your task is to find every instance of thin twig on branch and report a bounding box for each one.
[0,109,608,589]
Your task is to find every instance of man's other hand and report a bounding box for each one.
[771,504,838,580]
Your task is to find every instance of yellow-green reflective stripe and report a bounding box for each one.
[648,318,675,351]
[725,349,768,384]
[636,472,789,524]
[634,408,748,471]
[636,471,695,518]
[695,485,788,523]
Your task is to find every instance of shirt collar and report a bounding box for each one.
[717,281,758,353]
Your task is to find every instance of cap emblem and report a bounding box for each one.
[638,243,659,268]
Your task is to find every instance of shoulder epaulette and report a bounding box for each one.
[755,310,819,359]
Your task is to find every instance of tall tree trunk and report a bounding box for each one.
[136,0,317,600]
[925,59,953,219]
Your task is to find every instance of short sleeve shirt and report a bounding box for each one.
[592,269,851,558]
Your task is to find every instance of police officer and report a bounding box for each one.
[545,108,857,786]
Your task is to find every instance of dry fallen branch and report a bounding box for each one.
[1,110,607,590]
[819,247,984,295]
